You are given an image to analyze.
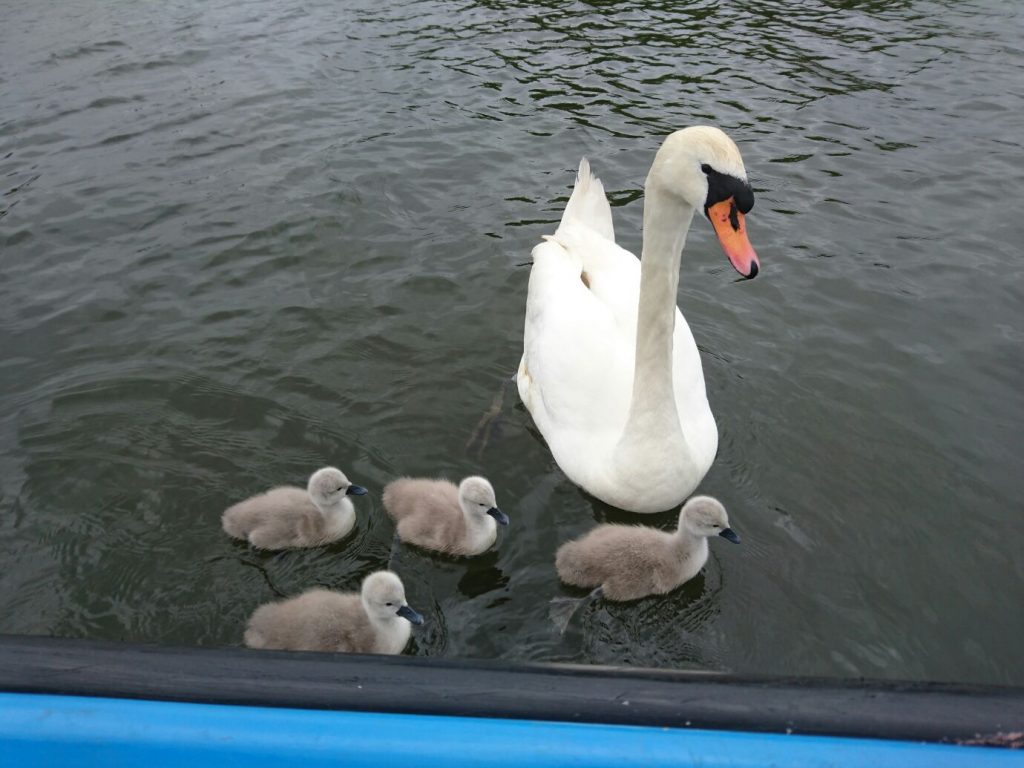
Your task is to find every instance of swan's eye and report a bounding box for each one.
[385,602,393,607]
[701,163,754,214]
[479,502,488,507]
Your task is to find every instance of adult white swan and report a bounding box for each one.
[517,126,759,513]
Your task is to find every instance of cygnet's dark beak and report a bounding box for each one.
[346,485,368,496]
[396,604,424,625]
[719,527,741,544]
[487,507,510,526]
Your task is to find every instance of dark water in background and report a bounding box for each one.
[2,0,1023,684]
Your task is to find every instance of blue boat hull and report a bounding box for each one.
[1,636,1022,765]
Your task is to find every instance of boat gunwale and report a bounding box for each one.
[1,633,1021,746]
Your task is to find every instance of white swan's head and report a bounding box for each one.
[361,571,424,625]
[647,126,759,279]
[679,495,741,543]
[307,466,368,510]
[458,476,509,526]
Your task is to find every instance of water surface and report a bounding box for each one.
[1,0,1023,684]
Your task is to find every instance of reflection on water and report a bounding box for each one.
[1,0,1023,683]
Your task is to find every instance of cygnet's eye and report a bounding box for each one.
[334,486,345,493]
[478,502,488,507]
[713,524,721,528]
[385,602,393,607]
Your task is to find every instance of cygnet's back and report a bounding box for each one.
[555,496,739,601]
[244,571,422,655]
[382,476,507,557]
[222,467,365,550]
[244,589,372,652]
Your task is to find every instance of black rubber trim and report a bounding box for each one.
[1,634,1022,745]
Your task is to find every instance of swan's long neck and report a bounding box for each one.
[366,607,411,653]
[319,498,354,538]
[619,184,695,447]
[460,502,497,550]
[673,524,707,560]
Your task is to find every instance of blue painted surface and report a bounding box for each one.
[1,692,1021,767]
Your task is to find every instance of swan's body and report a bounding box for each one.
[382,476,509,557]
[222,467,367,550]
[518,127,759,513]
[555,496,740,601]
[244,571,423,654]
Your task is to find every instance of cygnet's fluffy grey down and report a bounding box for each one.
[382,475,509,556]
[222,466,367,550]
[244,570,423,654]
[555,495,740,601]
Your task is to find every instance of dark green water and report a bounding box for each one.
[2,0,1022,684]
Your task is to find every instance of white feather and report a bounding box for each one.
[518,127,750,512]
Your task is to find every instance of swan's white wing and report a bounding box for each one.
[519,234,634,440]
[518,158,717,506]
[519,224,715,468]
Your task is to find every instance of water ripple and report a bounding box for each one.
[0,0,1022,683]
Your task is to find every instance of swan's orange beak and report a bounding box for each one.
[707,198,759,279]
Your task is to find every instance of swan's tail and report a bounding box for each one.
[220,508,248,540]
[556,158,615,242]
[243,627,266,649]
